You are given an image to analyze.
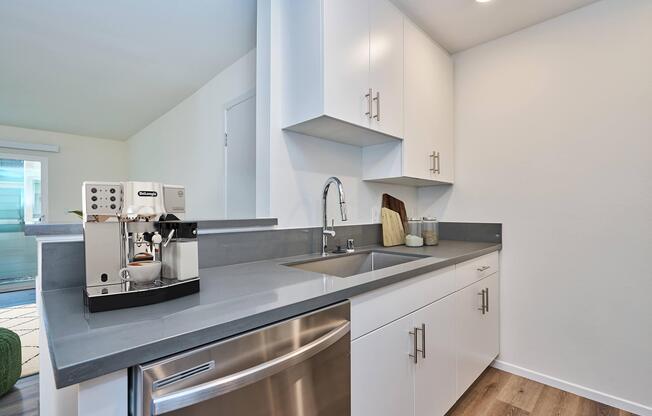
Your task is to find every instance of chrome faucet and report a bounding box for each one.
[322,177,348,256]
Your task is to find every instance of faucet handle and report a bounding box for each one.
[328,219,336,236]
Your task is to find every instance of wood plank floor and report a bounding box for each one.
[447,368,638,416]
[0,370,638,416]
[0,375,38,416]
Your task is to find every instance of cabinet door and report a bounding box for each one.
[323,0,371,129]
[428,35,454,183]
[403,19,438,180]
[403,19,454,182]
[413,295,457,416]
[455,273,500,397]
[352,312,415,416]
[369,0,404,138]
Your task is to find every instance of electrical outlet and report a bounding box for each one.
[371,207,380,223]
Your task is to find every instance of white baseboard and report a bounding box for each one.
[492,360,652,416]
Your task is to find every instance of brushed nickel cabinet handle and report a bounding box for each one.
[430,151,441,174]
[420,323,426,359]
[478,289,486,315]
[373,91,380,121]
[365,88,373,119]
[409,327,423,364]
[485,287,489,313]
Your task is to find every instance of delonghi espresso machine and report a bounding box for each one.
[82,181,199,312]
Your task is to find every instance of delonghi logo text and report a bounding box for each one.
[138,191,158,197]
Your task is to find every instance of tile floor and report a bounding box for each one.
[0,304,39,377]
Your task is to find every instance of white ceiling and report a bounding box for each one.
[391,0,599,53]
[0,0,256,140]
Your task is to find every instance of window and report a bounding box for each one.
[0,155,46,292]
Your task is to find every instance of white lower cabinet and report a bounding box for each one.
[351,296,457,416]
[414,294,457,416]
[351,294,457,416]
[351,253,500,416]
[351,313,415,416]
[456,273,500,396]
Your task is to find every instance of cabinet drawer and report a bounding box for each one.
[455,252,499,291]
[351,265,455,340]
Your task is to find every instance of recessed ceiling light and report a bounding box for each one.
[476,0,492,3]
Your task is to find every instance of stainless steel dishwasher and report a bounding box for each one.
[132,302,350,415]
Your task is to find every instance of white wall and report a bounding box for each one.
[419,0,652,410]
[127,50,256,220]
[271,130,418,228]
[0,124,127,223]
[260,1,418,229]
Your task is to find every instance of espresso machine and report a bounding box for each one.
[82,181,199,312]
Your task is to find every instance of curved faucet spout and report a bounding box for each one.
[322,177,348,256]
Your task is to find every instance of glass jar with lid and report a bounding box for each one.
[422,217,439,246]
[405,218,424,247]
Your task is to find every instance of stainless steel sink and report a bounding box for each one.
[284,251,427,278]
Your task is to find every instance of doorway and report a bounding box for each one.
[0,154,47,292]
[224,91,256,219]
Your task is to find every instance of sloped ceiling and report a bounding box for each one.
[0,0,256,140]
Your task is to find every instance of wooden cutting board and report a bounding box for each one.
[382,193,408,230]
[381,207,405,247]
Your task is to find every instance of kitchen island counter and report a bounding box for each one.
[42,240,501,388]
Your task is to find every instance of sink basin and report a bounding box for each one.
[284,251,427,278]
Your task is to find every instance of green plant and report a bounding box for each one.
[68,210,83,219]
[0,328,21,397]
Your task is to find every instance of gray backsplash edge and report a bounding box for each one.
[25,218,279,236]
[41,241,86,292]
[25,223,85,236]
[438,222,502,244]
[41,222,501,291]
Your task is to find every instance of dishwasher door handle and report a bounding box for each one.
[151,321,351,415]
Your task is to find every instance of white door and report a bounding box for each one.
[455,273,500,397]
[413,295,457,416]
[323,0,371,129]
[369,0,404,139]
[403,19,437,180]
[225,93,256,219]
[351,312,415,416]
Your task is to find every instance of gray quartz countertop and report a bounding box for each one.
[42,240,501,388]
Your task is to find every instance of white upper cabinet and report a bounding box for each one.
[369,0,404,139]
[423,23,455,184]
[322,0,371,130]
[362,18,454,185]
[404,19,454,183]
[281,0,404,146]
[280,0,453,185]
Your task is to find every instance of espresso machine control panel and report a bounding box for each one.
[83,182,123,216]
